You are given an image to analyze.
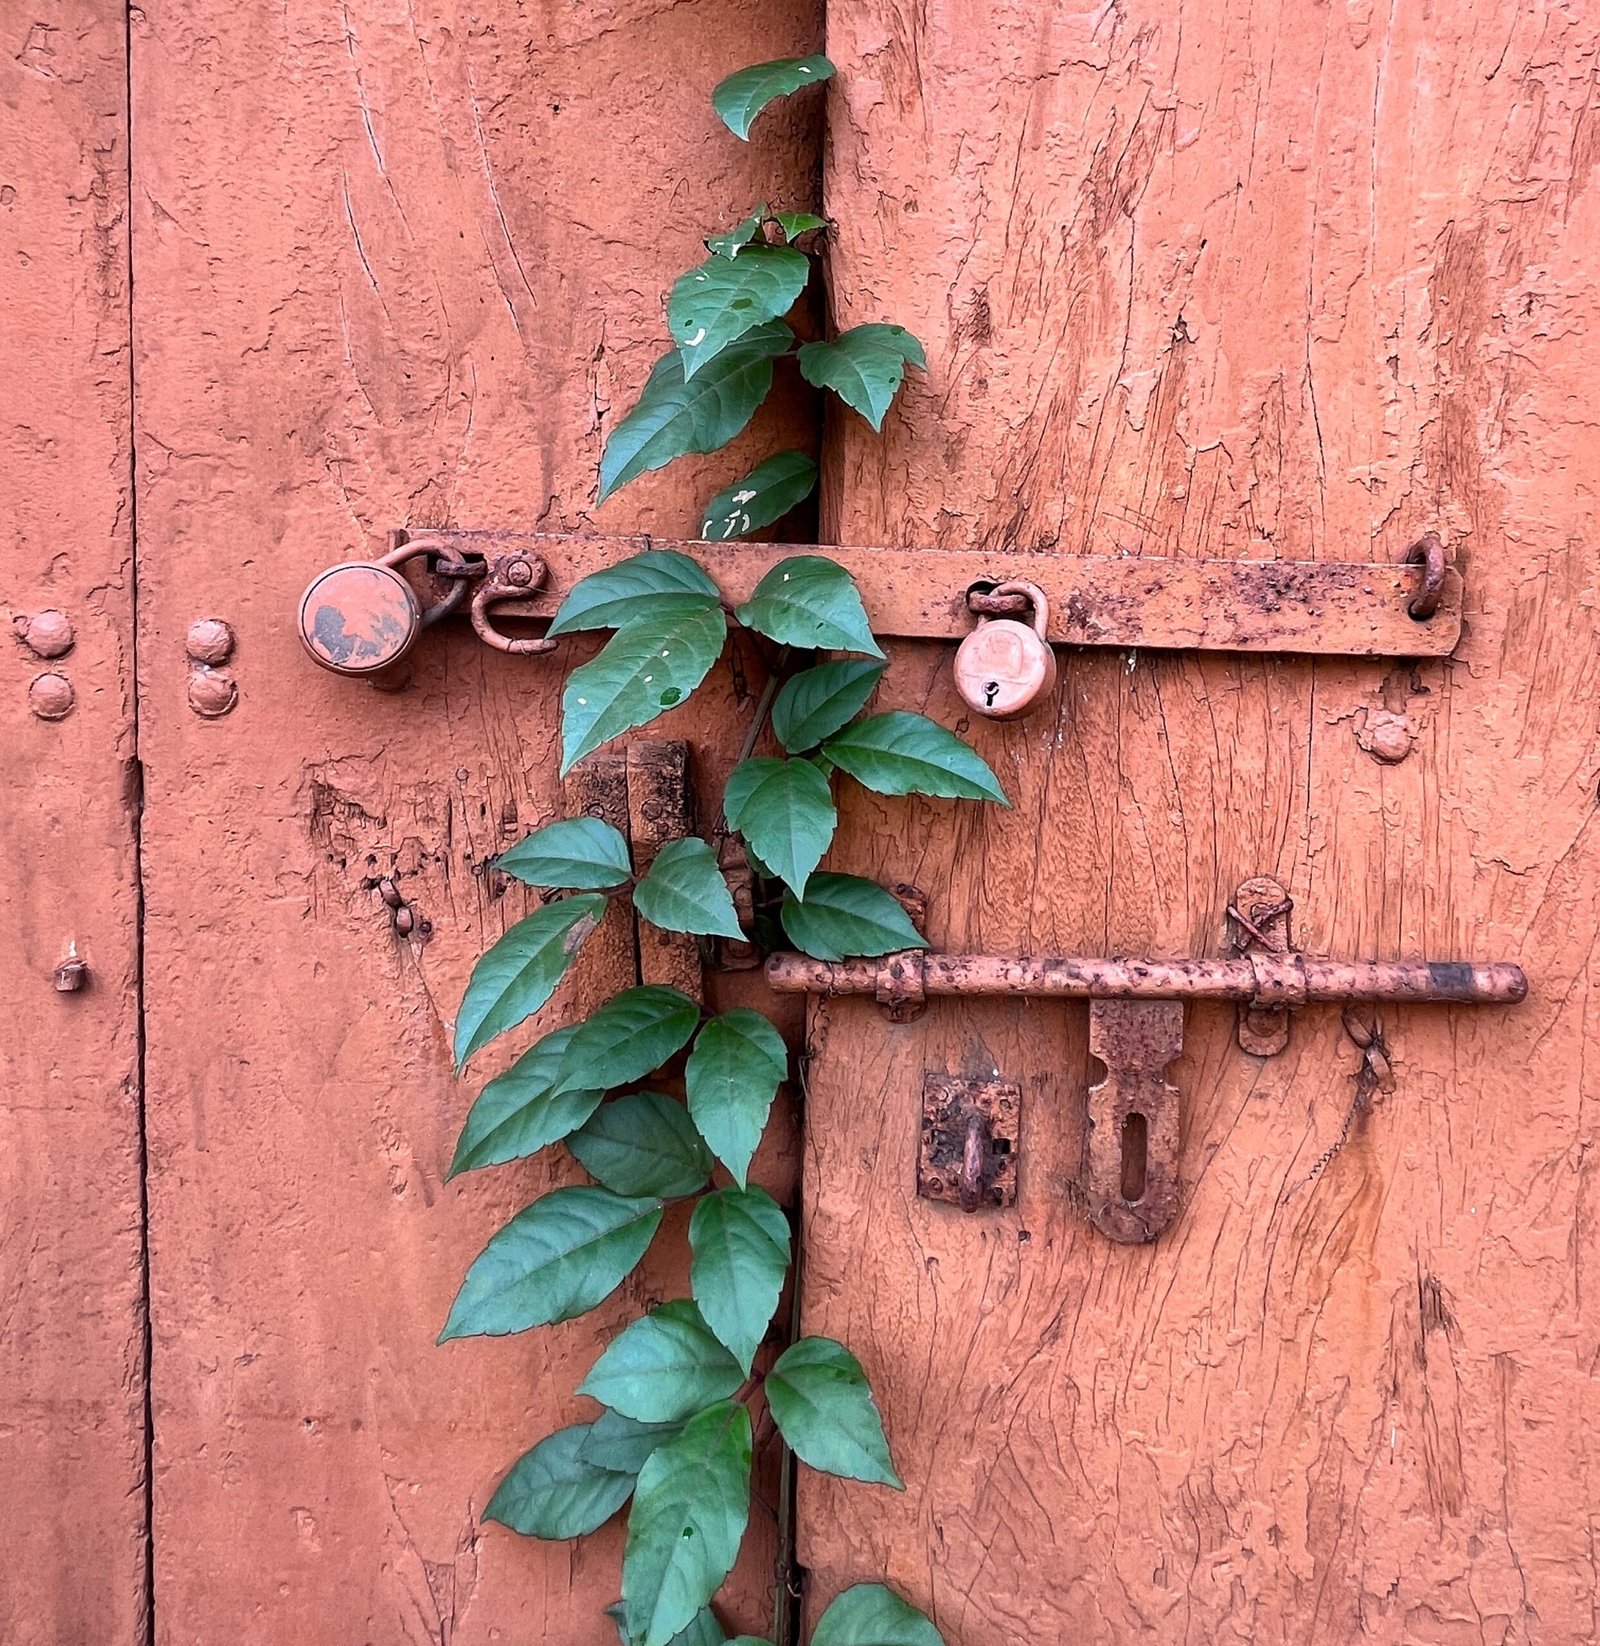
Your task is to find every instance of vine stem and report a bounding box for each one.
[713,646,791,840]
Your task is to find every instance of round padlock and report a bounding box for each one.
[298,558,423,675]
[953,580,1057,721]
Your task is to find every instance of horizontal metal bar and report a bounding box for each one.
[765,952,1527,1006]
[407,529,1462,658]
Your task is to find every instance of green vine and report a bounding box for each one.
[440,58,981,1646]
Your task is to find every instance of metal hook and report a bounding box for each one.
[1405,531,1447,620]
[470,553,559,655]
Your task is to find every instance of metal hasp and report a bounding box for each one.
[767,906,1526,1245]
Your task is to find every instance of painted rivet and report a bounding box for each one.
[29,671,75,719]
[16,609,75,658]
[187,668,238,718]
[185,617,236,665]
[1357,709,1415,764]
[54,956,88,992]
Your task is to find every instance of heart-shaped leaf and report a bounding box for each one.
[798,325,926,432]
[497,817,633,889]
[561,604,728,774]
[689,1186,790,1374]
[634,837,746,940]
[454,895,607,1066]
[549,550,721,637]
[779,875,927,962]
[669,245,810,378]
[623,1402,753,1646]
[440,1187,663,1340]
[771,660,885,752]
[599,322,792,501]
[812,1585,944,1646]
[699,451,817,542]
[579,1299,744,1422]
[554,986,702,1095]
[578,1409,684,1476]
[735,556,882,657]
[448,1024,605,1178]
[765,1336,901,1488]
[486,1422,635,1540]
[822,712,1007,804]
[568,1093,714,1199]
[722,757,836,899]
[712,55,836,140]
[684,1009,788,1187]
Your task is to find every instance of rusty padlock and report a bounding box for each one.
[298,540,465,676]
[953,580,1056,720]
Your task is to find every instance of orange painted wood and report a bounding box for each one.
[129,3,817,1640]
[422,529,1465,655]
[797,3,1600,1641]
[0,7,147,1642]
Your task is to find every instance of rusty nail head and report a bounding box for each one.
[29,672,75,719]
[54,956,87,992]
[17,609,75,658]
[185,618,236,665]
[504,556,534,587]
[378,878,404,909]
[393,905,416,935]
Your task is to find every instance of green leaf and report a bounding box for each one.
[623,1402,753,1646]
[712,55,836,140]
[734,556,883,657]
[549,550,721,638]
[569,1093,714,1198]
[771,211,826,240]
[669,245,810,379]
[554,986,702,1095]
[579,1409,684,1476]
[704,204,766,259]
[561,604,728,774]
[722,757,836,899]
[699,451,817,542]
[765,1337,901,1489]
[440,1187,663,1340]
[485,1423,635,1540]
[579,1300,744,1422]
[448,1024,605,1178]
[609,1603,733,1646]
[497,817,633,889]
[684,1009,788,1187]
[812,1585,944,1646]
[599,323,793,502]
[779,874,927,962]
[689,1187,790,1375]
[771,660,885,752]
[798,325,926,432]
[822,711,1007,804]
[454,895,607,1066]
[634,838,746,940]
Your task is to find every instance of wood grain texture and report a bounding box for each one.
[129,3,818,1640]
[0,5,146,1642]
[798,3,1600,1641]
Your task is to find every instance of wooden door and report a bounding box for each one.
[127,2,817,1641]
[797,5,1600,1643]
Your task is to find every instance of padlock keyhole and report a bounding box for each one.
[984,679,1000,707]
[1120,1111,1149,1203]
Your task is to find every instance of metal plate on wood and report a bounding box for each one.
[1084,1000,1184,1244]
[408,529,1463,658]
[918,1074,1020,1211]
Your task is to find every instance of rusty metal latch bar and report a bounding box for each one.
[770,921,1525,1245]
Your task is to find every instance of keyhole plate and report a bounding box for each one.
[918,1074,1021,1210]
[1084,999,1183,1243]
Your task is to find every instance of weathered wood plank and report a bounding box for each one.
[0,4,146,1641]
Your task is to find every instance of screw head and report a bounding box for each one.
[28,672,75,719]
[187,669,238,718]
[54,957,88,992]
[504,557,534,588]
[185,617,236,665]
[16,609,75,658]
